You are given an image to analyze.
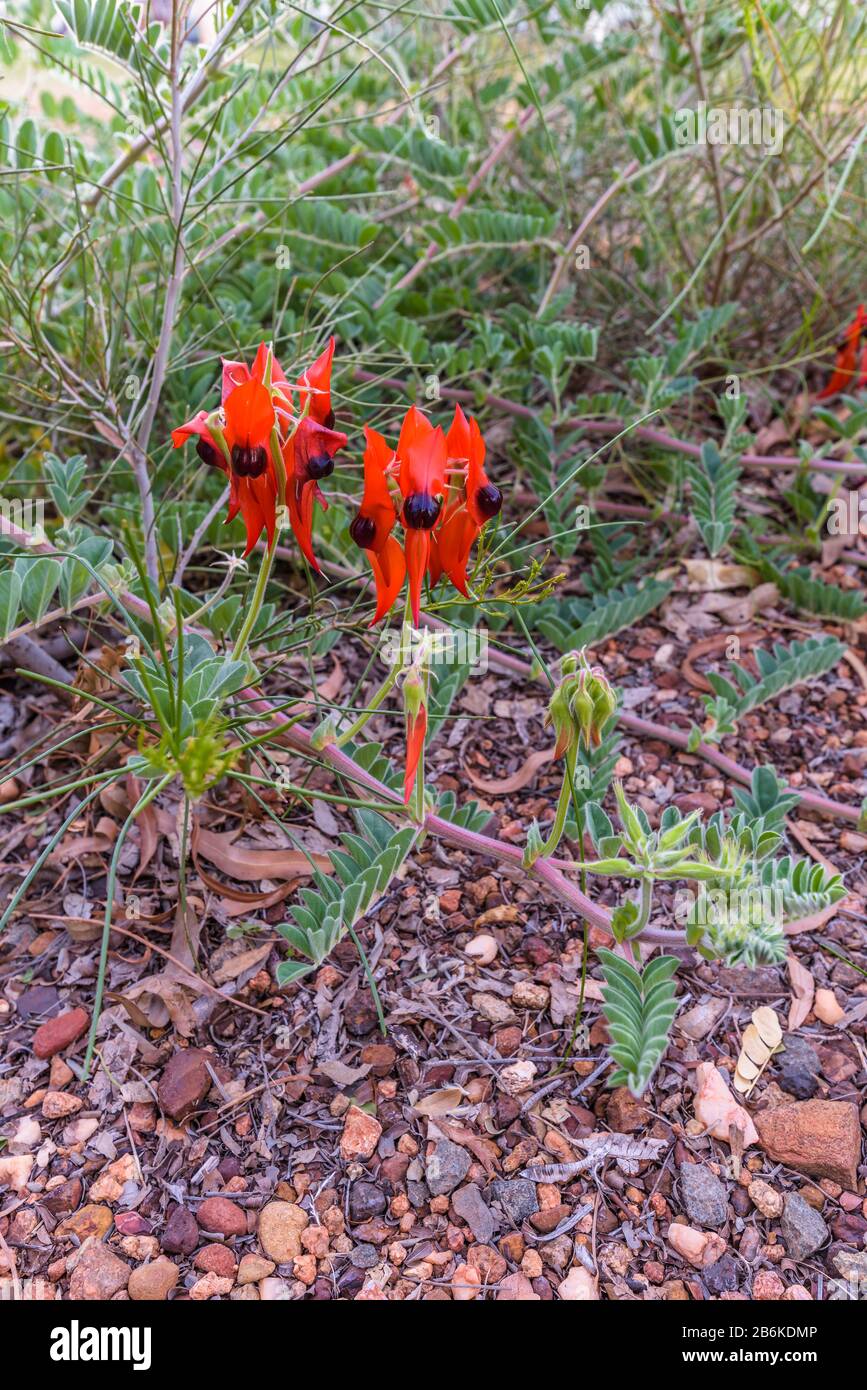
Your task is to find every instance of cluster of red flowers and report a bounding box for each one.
[818,303,867,399]
[349,402,502,625]
[173,341,502,809]
[171,338,347,567]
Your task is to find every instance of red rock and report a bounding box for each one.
[467,1244,507,1283]
[606,1087,649,1133]
[157,1049,214,1121]
[197,1196,247,1239]
[193,1244,237,1278]
[42,1177,82,1214]
[360,1044,396,1075]
[752,1270,785,1300]
[161,1204,199,1254]
[32,1007,88,1059]
[754,1101,860,1189]
[339,1106,382,1161]
[68,1238,129,1299]
[530,1204,569,1234]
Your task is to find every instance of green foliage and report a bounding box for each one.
[751,554,867,622]
[276,812,418,985]
[695,635,845,744]
[685,439,741,556]
[530,580,673,650]
[596,948,679,1098]
[731,765,801,829]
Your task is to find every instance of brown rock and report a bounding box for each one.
[68,1238,129,1299]
[752,1270,785,1300]
[33,1007,89,1059]
[42,1177,83,1215]
[128,1258,179,1301]
[194,1244,237,1278]
[57,1204,113,1241]
[754,1101,860,1189]
[339,1106,382,1162]
[190,1272,233,1300]
[157,1049,214,1121]
[607,1087,649,1133]
[41,1090,83,1119]
[258,1201,308,1263]
[496,1272,540,1300]
[237,1253,275,1285]
[197,1196,247,1239]
[530,1204,569,1234]
[467,1243,507,1283]
[360,1044,396,1075]
[161,1205,199,1255]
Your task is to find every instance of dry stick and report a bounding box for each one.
[373,103,539,309]
[132,3,187,587]
[351,369,865,477]
[537,160,640,317]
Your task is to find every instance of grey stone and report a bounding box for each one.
[451,1183,497,1244]
[424,1138,471,1197]
[702,1254,740,1295]
[776,1036,821,1100]
[678,1162,728,1229]
[491,1178,539,1224]
[407,1180,429,1207]
[349,1243,379,1269]
[781,1192,829,1261]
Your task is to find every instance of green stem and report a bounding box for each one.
[536,745,577,859]
[346,922,387,1037]
[232,537,276,662]
[335,666,400,747]
[83,773,174,1077]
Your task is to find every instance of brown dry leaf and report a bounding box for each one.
[693,1061,759,1146]
[115,975,201,1036]
[784,900,844,936]
[733,1006,783,1096]
[315,1060,372,1087]
[413,1086,466,1116]
[465,748,553,795]
[212,942,272,985]
[787,954,815,1030]
[49,817,117,863]
[193,824,331,882]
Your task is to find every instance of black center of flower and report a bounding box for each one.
[349,514,376,548]
[231,444,268,478]
[196,438,221,469]
[404,491,441,529]
[323,408,336,431]
[305,453,334,481]
[475,483,502,519]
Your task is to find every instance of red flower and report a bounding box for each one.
[282,340,348,573]
[402,663,427,804]
[349,404,501,624]
[817,304,867,400]
[172,340,346,563]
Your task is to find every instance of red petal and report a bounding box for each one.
[297,337,335,425]
[368,535,406,625]
[223,377,275,450]
[404,705,427,803]
[404,527,430,626]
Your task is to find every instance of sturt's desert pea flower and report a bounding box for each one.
[817,304,867,399]
[172,338,347,564]
[349,403,502,625]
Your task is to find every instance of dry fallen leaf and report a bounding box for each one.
[465,747,553,795]
[693,1061,759,1146]
[413,1086,466,1116]
[734,1006,783,1096]
[787,954,815,1030]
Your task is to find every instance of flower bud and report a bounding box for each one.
[545,649,618,758]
